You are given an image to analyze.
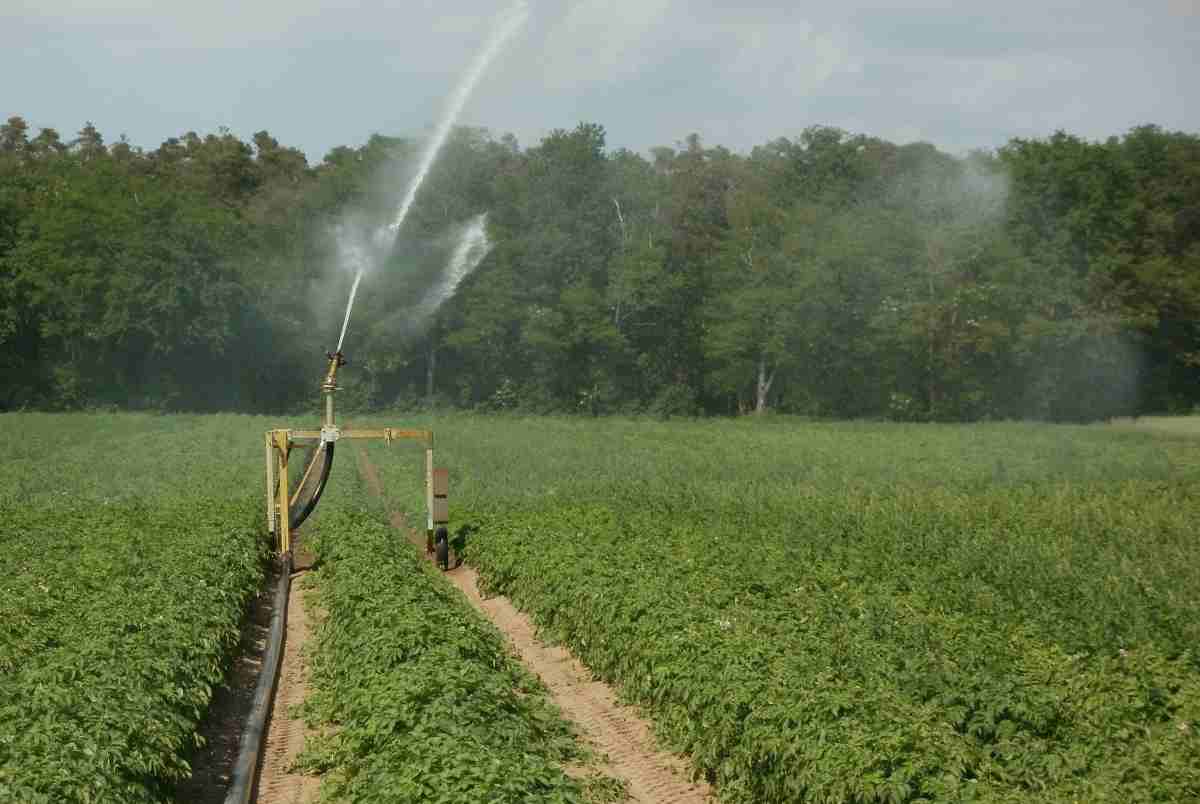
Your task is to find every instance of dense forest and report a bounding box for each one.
[1,115,1197,420]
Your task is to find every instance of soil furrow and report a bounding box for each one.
[356,447,713,804]
[253,561,319,804]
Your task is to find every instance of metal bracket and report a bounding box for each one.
[320,426,341,444]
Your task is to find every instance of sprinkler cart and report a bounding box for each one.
[264,350,450,562]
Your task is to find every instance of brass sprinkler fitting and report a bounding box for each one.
[323,351,347,391]
[322,351,347,430]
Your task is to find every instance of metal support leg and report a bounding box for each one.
[265,432,276,535]
[276,432,291,555]
[425,447,434,553]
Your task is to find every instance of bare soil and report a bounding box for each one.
[357,447,713,804]
[254,559,320,804]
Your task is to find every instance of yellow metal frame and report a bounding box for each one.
[264,352,447,555]
[265,427,434,554]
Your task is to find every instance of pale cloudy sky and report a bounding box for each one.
[2,0,1197,162]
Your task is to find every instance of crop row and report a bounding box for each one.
[360,415,1200,802]
[461,491,1199,803]
[293,465,620,804]
[362,415,1200,804]
[0,413,276,803]
[0,496,265,803]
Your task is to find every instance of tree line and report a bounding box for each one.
[1,114,1197,420]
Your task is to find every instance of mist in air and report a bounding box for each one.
[331,0,529,353]
[413,213,492,327]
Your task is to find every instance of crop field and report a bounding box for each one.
[3,411,1198,803]
[0,414,269,803]
[363,414,1200,803]
[0,413,615,803]
[291,462,619,803]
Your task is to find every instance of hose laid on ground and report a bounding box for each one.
[223,551,292,804]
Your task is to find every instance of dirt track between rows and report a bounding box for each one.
[176,545,319,804]
[356,447,713,804]
[253,555,319,804]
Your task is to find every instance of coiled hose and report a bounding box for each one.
[272,441,335,533]
[289,442,334,531]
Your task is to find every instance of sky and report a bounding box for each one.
[2,0,1197,164]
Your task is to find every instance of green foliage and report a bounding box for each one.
[0,412,630,803]
[2,115,1199,420]
[0,414,270,803]
[9,411,1189,800]
[362,413,1200,803]
[293,463,605,803]
[0,499,265,804]
[466,503,1198,803]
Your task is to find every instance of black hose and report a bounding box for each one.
[223,551,291,804]
[289,442,334,531]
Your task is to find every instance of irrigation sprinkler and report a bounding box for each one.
[257,1,526,564]
[264,350,449,560]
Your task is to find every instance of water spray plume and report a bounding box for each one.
[335,270,363,353]
[333,0,529,352]
[439,213,492,299]
[386,0,529,241]
[332,222,372,351]
[414,213,492,323]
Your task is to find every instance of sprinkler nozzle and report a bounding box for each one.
[323,350,347,392]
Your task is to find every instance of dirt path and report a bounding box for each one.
[356,448,713,804]
[254,556,319,804]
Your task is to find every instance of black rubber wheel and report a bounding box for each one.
[434,527,449,571]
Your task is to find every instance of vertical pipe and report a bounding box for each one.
[425,446,434,550]
[322,352,341,430]
[265,432,276,534]
[277,439,291,555]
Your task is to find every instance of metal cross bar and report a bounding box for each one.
[264,427,436,556]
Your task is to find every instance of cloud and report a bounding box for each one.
[720,21,857,97]
[536,0,673,89]
[2,0,1196,162]
[5,0,334,49]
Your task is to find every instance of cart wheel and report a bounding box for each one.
[434,527,449,571]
